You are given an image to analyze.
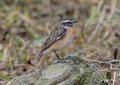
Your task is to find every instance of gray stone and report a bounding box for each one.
[7,55,105,85]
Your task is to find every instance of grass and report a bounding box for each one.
[0,0,120,85]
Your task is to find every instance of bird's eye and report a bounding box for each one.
[68,22,71,24]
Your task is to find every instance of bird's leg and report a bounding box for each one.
[53,51,66,64]
[54,51,61,60]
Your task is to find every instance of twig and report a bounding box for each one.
[45,23,50,35]
[18,12,35,27]
[24,23,39,39]
[8,76,26,85]
[0,81,5,84]
[78,31,88,58]
[92,64,110,85]
[113,72,116,85]
[97,0,104,12]
[15,36,26,44]
[88,5,107,43]
[0,0,10,12]
[107,0,117,21]
[86,58,120,63]
[11,0,19,10]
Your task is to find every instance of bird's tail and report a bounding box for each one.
[34,51,44,64]
[34,47,51,64]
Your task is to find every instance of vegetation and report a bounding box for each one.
[0,0,120,84]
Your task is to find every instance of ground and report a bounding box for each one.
[0,0,120,84]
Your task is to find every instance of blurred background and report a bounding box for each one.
[0,0,120,84]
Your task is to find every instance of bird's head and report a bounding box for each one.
[60,18,78,28]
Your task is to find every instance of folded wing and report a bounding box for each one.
[42,26,67,51]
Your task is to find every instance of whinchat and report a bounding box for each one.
[34,18,78,64]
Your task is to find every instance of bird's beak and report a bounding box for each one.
[73,21,78,23]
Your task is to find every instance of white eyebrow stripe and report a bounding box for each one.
[61,20,72,23]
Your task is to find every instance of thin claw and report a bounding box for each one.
[52,59,66,64]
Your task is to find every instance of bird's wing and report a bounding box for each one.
[42,26,67,51]
[34,25,67,64]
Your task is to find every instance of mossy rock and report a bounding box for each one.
[7,55,105,85]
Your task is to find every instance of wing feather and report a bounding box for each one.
[42,25,67,51]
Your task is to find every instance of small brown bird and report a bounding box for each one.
[34,18,78,64]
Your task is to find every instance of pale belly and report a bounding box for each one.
[56,36,73,51]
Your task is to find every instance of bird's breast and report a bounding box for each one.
[55,27,74,51]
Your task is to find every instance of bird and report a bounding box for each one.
[34,18,78,64]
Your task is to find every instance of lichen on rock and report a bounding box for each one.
[7,55,105,85]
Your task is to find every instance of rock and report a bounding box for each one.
[7,55,105,85]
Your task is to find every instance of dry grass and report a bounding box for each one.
[0,0,120,84]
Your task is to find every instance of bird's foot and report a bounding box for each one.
[52,59,66,64]
[64,54,75,59]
